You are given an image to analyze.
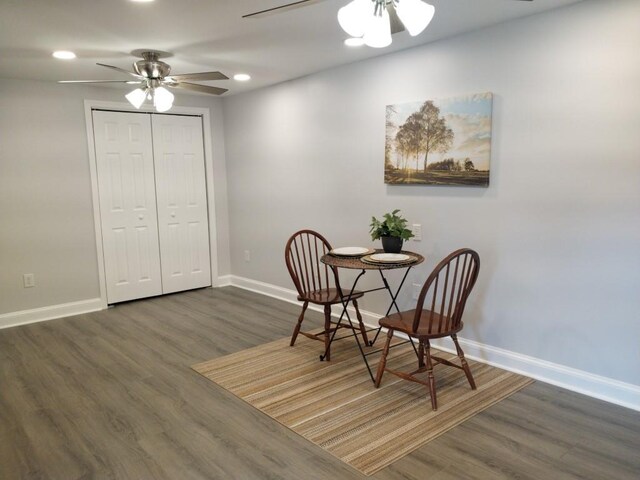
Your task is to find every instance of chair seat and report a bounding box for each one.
[379,309,464,338]
[298,288,364,305]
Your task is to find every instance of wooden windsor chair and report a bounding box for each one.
[374,248,480,410]
[285,230,369,361]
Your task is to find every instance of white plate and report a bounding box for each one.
[369,253,411,263]
[330,246,372,256]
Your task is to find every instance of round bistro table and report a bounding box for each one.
[320,249,424,382]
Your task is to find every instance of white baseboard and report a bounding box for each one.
[0,298,105,330]
[230,275,303,304]
[433,336,640,412]
[227,275,640,412]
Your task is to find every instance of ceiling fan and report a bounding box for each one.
[244,0,407,34]
[243,0,533,37]
[59,51,228,111]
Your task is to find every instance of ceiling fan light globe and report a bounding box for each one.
[344,37,366,47]
[154,102,173,113]
[396,0,435,37]
[363,8,392,48]
[153,86,174,112]
[338,0,370,38]
[125,88,147,109]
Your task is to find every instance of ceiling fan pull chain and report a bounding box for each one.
[374,0,385,16]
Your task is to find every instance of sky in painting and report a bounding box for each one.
[387,92,493,170]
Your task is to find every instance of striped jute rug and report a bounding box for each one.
[193,333,532,476]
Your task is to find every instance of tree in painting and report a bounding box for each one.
[385,92,492,187]
[464,158,475,171]
[397,112,424,172]
[391,102,453,174]
[385,105,397,170]
[417,101,453,172]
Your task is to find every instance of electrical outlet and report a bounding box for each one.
[412,223,422,241]
[23,273,35,288]
[244,250,251,262]
[412,283,421,300]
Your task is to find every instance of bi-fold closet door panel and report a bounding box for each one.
[93,110,212,304]
[93,111,163,303]
[151,114,211,294]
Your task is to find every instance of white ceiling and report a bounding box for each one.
[0,0,582,96]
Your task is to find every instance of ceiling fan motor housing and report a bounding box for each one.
[134,51,171,79]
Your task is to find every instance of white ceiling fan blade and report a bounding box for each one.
[169,72,229,81]
[96,63,145,79]
[168,82,228,95]
[242,0,325,18]
[58,80,143,84]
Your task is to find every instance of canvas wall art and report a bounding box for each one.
[385,92,492,186]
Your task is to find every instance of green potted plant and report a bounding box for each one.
[369,209,414,253]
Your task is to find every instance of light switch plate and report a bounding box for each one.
[412,224,422,241]
[23,273,35,288]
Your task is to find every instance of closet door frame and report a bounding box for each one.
[84,100,220,308]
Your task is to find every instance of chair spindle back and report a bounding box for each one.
[285,230,336,297]
[414,249,480,334]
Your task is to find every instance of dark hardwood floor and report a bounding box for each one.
[1,287,638,479]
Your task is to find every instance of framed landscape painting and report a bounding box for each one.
[385,92,492,186]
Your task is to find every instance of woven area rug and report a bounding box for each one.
[192,333,532,476]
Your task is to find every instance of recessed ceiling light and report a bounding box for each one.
[344,37,365,47]
[130,0,155,3]
[233,73,251,82]
[52,50,76,60]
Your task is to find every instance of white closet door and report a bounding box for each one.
[151,114,212,293]
[92,111,163,303]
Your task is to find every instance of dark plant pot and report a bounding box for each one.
[381,236,403,253]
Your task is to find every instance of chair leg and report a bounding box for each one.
[323,305,332,362]
[352,299,369,346]
[375,329,394,388]
[424,340,438,410]
[452,334,476,390]
[290,301,309,346]
[418,339,425,368]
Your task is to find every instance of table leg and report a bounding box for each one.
[319,268,366,362]
[321,265,419,383]
[369,267,414,346]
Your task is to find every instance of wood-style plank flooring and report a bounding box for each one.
[1,287,638,479]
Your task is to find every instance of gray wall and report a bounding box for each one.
[222,0,640,385]
[0,79,230,314]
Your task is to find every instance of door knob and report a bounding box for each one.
[138,214,144,220]
[171,212,176,218]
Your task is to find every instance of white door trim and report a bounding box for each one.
[83,99,220,308]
